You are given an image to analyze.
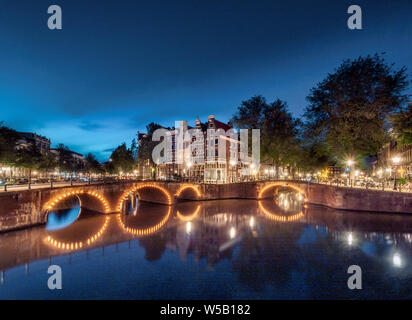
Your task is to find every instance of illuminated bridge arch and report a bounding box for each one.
[175,184,202,200]
[43,190,111,214]
[116,183,173,212]
[258,182,308,201]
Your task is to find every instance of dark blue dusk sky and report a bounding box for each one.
[0,0,410,160]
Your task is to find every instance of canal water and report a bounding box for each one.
[0,191,411,299]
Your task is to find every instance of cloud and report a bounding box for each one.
[78,121,106,131]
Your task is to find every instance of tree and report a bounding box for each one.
[304,54,409,162]
[38,151,58,176]
[110,143,134,174]
[390,103,412,146]
[0,124,20,166]
[55,144,75,173]
[15,144,43,184]
[84,153,102,174]
[231,96,303,176]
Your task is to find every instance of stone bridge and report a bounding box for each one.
[1,180,411,232]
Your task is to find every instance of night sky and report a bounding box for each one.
[0,0,410,160]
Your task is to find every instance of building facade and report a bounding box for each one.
[137,115,252,183]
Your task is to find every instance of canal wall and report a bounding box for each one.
[0,180,411,232]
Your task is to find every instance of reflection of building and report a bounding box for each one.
[166,213,253,267]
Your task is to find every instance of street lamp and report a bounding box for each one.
[392,156,401,191]
[187,162,192,182]
[346,159,355,187]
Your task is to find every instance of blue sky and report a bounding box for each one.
[0,0,410,160]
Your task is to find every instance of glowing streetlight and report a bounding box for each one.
[249,217,255,228]
[186,221,192,234]
[347,232,354,246]
[229,227,236,239]
[393,252,402,268]
[392,157,401,191]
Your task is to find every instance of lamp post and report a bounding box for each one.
[346,160,354,187]
[392,157,401,191]
[187,162,192,182]
[230,160,236,183]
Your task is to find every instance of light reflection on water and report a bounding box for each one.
[46,197,81,231]
[0,191,411,299]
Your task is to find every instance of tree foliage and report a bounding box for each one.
[110,143,135,173]
[390,103,412,146]
[304,54,409,160]
[231,96,303,173]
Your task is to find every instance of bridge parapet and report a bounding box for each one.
[1,180,412,232]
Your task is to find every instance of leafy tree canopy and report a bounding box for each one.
[304,54,409,161]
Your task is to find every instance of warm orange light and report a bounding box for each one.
[44,190,110,213]
[45,216,110,250]
[258,201,304,222]
[175,184,202,198]
[116,183,173,212]
[176,205,201,222]
[258,182,307,201]
[117,207,171,237]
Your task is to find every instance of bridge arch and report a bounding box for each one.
[43,190,110,217]
[175,184,202,200]
[258,182,308,201]
[116,183,173,212]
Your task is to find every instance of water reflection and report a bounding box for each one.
[0,194,411,299]
[46,197,81,231]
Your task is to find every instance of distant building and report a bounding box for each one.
[17,132,51,153]
[375,140,412,179]
[50,148,85,172]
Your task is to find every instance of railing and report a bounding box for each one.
[1,176,411,193]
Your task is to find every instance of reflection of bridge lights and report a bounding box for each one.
[45,191,110,213]
[393,253,402,268]
[229,227,236,239]
[117,206,171,237]
[186,221,192,234]
[298,194,303,201]
[176,205,201,222]
[258,201,304,222]
[347,232,354,246]
[45,216,110,250]
[249,217,255,228]
[117,183,173,211]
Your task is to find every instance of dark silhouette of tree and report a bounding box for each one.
[231,96,303,176]
[0,124,20,166]
[109,143,134,174]
[390,102,412,147]
[304,54,409,161]
[84,153,103,174]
